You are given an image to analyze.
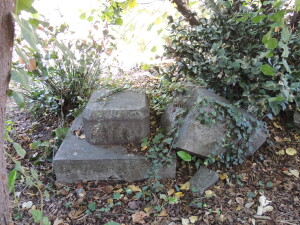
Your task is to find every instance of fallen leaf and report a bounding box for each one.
[167,188,175,196]
[204,190,214,197]
[141,146,147,151]
[102,185,114,194]
[79,134,85,139]
[128,201,141,210]
[274,136,282,142]
[175,192,184,199]
[189,215,198,223]
[158,209,168,217]
[290,169,299,178]
[27,58,37,71]
[180,182,190,191]
[132,211,149,224]
[245,202,255,208]
[236,197,244,206]
[128,185,142,192]
[53,218,65,225]
[22,201,33,209]
[181,218,189,225]
[114,188,124,193]
[286,147,297,156]
[273,122,282,129]
[219,173,228,180]
[277,150,285,155]
[144,207,152,213]
[68,210,85,220]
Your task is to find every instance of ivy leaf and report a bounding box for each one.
[11,69,31,90]
[281,27,290,43]
[264,38,278,49]
[29,209,42,223]
[296,0,300,12]
[261,64,275,76]
[177,151,192,162]
[251,15,266,23]
[13,143,26,158]
[8,169,17,194]
[15,0,35,14]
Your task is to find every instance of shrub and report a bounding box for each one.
[165,15,300,118]
[13,22,115,119]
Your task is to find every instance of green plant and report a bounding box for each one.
[13,18,115,119]
[165,9,300,118]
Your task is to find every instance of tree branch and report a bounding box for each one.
[171,0,200,26]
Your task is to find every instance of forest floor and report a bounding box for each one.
[5,72,300,225]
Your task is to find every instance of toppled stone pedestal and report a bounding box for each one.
[161,85,268,158]
[53,115,176,183]
[83,89,150,145]
[53,89,175,183]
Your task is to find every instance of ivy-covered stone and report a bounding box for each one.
[161,84,268,164]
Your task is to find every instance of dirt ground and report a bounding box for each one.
[5,74,300,225]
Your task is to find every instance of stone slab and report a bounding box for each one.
[53,115,176,183]
[83,89,150,145]
[189,167,219,195]
[161,85,268,158]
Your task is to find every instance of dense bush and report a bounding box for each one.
[165,14,300,118]
[13,22,115,119]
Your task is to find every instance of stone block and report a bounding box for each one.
[189,167,219,195]
[161,85,268,158]
[83,89,150,145]
[53,115,176,183]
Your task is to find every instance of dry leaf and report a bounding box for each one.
[219,173,228,180]
[114,188,124,193]
[277,150,285,155]
[27,58,37,71]
[68,210,84,220]
[180,182,190,191]
[274,136,282,142]
[144,206,152,213]
[167,188,175,196]
[132,211,149,224]
[189,216,198,223]
[204,190,214,197]
[181,218,189,225]
[128,185,142,192]
[175,192,184,198]
[273,122,282,129]
[236,197,244,206]
[53,218,66,225]
[245,202,255,208]
[79,134,85,139]
[158,209,168,217]
[141,146,147,151]
[286,147,297,156]
[290,169,299,178]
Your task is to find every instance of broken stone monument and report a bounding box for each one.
[53,89,176,183]
[161,85,268,158]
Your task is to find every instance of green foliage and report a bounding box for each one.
[165,11,300,117]
[177,151,192,162]
[13,20,114,118]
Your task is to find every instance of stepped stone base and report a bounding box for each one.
[53,115,176,183]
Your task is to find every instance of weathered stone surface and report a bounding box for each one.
[161,85,268,158]
[53,115,176,183]
[294,111,300,128]
[189,167,219,195]
[83,89,150,145]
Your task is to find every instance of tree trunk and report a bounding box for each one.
[0,0,15,224]
[172,0,201,26]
